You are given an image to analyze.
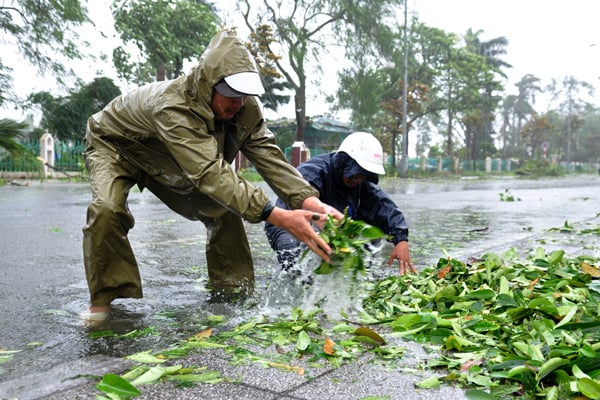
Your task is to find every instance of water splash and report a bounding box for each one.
[260,247,383,319]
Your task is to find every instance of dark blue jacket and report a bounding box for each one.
[267,152,409,248]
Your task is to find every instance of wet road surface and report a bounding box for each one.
[0,174,598,397]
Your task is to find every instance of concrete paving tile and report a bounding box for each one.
[287,355,467,400]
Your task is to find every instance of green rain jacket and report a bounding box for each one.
[85,30,317,223]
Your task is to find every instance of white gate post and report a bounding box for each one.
[39,132,55,178]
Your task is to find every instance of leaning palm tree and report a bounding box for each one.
[464,28,511,74]
[0,118,27,155]
[463,29,511,160]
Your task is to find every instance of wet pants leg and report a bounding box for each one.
[264,222,301,270]
[83,147,142,307]
[204,212,254,289]
[83,142,254,305]
[145,182,255,289]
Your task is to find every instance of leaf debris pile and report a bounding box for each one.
[362,247,600,399]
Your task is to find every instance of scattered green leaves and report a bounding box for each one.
[96,373,140,398]
[499,188,521,202]
[549,220,600,236]
[416,375,440,389]
[0,349,20,364]
[126,350,167,364]
[88,327,157,339]
[548,220,576,233]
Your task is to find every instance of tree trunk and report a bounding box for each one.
[446,109,453,155]
[472,129,479,161]
[391,129,397,169]
[294,88,306,142]
[465,127,472,161]
[156,63,166,82]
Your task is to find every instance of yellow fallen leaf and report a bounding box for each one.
[582,261,600,278]
[267,362,304,375]
[323,337,336,355]
[436,264,451,279]
[529,277,539,290]
[193,327,213,340]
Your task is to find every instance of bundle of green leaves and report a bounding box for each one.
[303,210,389,276]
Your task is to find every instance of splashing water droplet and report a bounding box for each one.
[260,248,382,319]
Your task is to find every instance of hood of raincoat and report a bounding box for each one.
[187,29,261,107]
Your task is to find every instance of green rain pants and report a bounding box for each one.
[82,143,254,307]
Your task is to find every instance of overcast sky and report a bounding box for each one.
[1,0,598,121]
[416,0,599,94]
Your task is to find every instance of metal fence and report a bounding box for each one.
[0,139,86,174]
[2,139,597,177]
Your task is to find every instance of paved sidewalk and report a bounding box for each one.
[26,331,471,400]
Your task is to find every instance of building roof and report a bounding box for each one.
[268,115,354,134]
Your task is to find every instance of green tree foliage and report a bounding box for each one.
[337,22,510,162]
[335,21,463,159]
[460,29,510,160]
[238,0,401,142]
[28,77,122,141]
[436,37,480,156]
[498,74,543,158]
[577,110,600,163]
[382,23,460,160]
[0,118,27,155]
[546,76,595,162]
[504,75,596,163]
[0,0,90,105]
[111,0,220,85]
[520,114,552,159]
[338,11,510,159]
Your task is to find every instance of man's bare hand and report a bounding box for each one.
[267,207,332,262]
[301,196,344,222]
[387,241,416,275]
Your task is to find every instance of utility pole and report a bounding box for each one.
[399,0,409,177]
[566,81,572,164]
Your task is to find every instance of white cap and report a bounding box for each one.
[224,72,265,96]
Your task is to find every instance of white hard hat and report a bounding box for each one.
[338,132,385,175]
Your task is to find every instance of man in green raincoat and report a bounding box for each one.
[82,29,342,317]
